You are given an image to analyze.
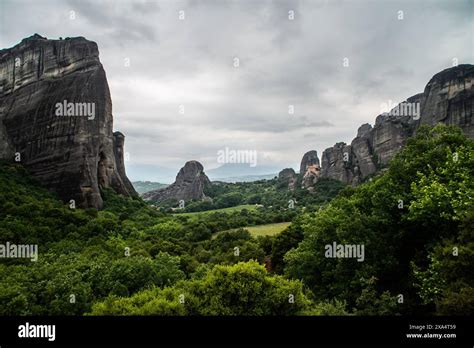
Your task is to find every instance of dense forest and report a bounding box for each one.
[0,125,472,316]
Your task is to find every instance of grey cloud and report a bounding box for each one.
[66,0,159,42]
[0,0,471,181]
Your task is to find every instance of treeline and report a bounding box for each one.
[160,175,346,213]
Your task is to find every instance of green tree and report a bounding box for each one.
[90,261,312,315]
[285,125,474,314]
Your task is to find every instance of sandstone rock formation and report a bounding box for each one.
[143,161,211,203]
[278,150,322,191]
[319,64,474,186]
[299,150,320,174]
[301,164,321,191]
[113,131,135,194]
[0,34,136,208]
[420,64,474,138]
[320,143,354,184]
[299,150,321,189]
[277,168,297,191]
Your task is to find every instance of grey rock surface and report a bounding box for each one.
[298,150,321,189]
[319,64,473,185]
[143,160,211,203]
[320,143,354,184]
[418,64,474,138]
[277,168,297,191]
[301,164,321,191]
[0,34,136,208]
[299,150,320,175]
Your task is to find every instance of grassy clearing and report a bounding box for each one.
[245,222,291,237]
[213,222,291,239]
[173,204,258,217]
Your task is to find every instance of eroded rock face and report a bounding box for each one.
[277,168,297,191]
[143,160,211,203]
[299,150,320,174]
[113,131,135,196]
[320,143,354,184]
[299,150,321,189]
[372,93,422,167]
[0,34,136,208]
[319,64,474,185]
[351,123,377,179]
[301,164,321,191]
[418,64,474,138]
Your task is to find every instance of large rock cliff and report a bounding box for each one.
[419,64,474,138]
[319,64,473,186]
[0,34,136,208]
[143,161,211,204]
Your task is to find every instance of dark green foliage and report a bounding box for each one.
[292,178,347,207]
[90,261,313,315]
[270,217,305,274]
[285,125,474,315]
[190,177,345,213]
[1,125,471,316]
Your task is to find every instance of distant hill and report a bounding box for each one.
[207,163,281,182]
[211,174,277,183]
[132,181,168,194]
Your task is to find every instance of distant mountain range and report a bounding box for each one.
[133,174,277,196]
[132,163,280,196]
[132,181,168,194]
[210,174,277,183]
[206,163,280,181]
[128,163,281,185]
[126,164,179,184]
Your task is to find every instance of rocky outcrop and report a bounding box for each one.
[301,164,321,191]
[277,168,297,191]
[319,64,474,185]
[351,123,377,177]
[113,131,135,195]
[297,150,321,189]
[279,150,322,191]
[419,64,474,138]
[299,150,321,189]
[143,161,211,203]
[373,93,422,166]
[0,34,136,208]
[299,150,320,174]
[320,143,354,184]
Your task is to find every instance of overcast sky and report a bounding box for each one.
[1,0,472,182]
